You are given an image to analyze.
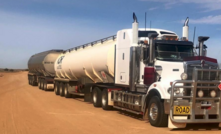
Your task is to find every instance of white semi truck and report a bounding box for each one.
[28,13,221,128]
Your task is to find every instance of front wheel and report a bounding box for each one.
[148,96,168,127]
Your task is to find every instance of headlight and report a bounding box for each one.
[198,90,204,98]
[167,88,171,94]
[210,90,216,98]
[181,73,188,80]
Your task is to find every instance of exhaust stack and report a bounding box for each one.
[198,36,209,56]
[148,33,158,65]
[182,17,189,40]
[132,12,138,46]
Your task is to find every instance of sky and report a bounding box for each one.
[0,0,221,69]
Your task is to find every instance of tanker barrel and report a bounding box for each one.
[28,49,63,77]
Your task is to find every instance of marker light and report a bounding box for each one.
[181,73,188,80]
[198,90,204,98]
[210,90,216,98]
[144,40,148,44]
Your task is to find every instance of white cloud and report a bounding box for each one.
[149,7,158,10]
[181,15,221,24]
[140,0,221,11]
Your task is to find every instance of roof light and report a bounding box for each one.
[144,40,148,44]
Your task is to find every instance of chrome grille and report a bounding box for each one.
[185,61,218,81]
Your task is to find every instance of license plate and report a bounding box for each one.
[173,106,190,115]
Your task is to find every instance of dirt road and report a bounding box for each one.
[0,72,220,134]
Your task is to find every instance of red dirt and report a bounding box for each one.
[0,72,220,134]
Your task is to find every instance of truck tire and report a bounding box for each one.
[43,80,47,91]
[40,79,43,89]
[28,77,31,85]
[64,83,71,98]
[102,89,112,110]
[60,82,64,97]
[30,78,33,85]
[38,79,41,89]
[148,96,168,127]
[54,82,60,95]
[92,87,102,107]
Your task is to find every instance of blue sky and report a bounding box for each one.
[0,0,221,69]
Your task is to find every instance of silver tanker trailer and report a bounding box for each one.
[28,49,63,90]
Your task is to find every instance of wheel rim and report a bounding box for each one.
[93,91,97,103]
[102,93,106,106]
[149,103,158,121]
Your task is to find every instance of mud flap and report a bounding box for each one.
[84,84,93,102]
[168,116,187,129]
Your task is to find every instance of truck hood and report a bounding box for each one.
[154,60,184,85]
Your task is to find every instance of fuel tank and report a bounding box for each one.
[55,39,116,83]
[28,49,63,77]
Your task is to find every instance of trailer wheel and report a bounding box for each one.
[60,83,64,97]
[38,79,41,89]
[148,96,168,127]
[54,82,60,95]
[102,89,112,110]
[64,83,71,98]
[30,78,33,85]
[92,87,102,107]
[29,76,33,85]
[40,79,44,89]
[43,80,47,91]
[28,77,31,85]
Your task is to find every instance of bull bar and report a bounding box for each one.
[170,68,221,123]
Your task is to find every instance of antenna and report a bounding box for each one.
[145,12,147,40]
[150,21,151,30]
[193,26,196,46]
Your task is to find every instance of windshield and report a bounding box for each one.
[155,44,194,61]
